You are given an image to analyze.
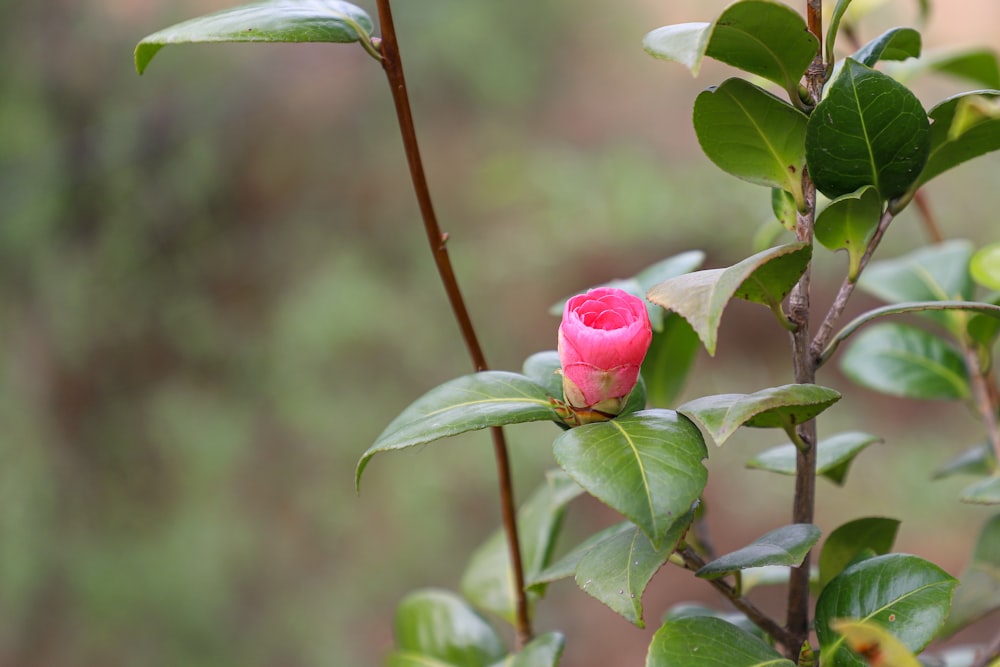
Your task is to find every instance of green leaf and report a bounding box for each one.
[839,323,970,400]
[831,620,922,667]
[889,49,1000,90]
[815,554,957,667]
[522,351,563,401]
[853,27,921,67]
[805,59,930,203]
[552,410,707,548]
[911,92,1000,193]
[135,0,376,74]
[643,0,818,96]
[392,589,507,667]
[551,251,706,332]
[571,513,694,627]
[662,603,767,641]
[503,632,565,667]
[461,471,582,625]
[825,0,855,67]
[815,185,882,280]
[357,372,559,488]
[693,78,809,208]
[696,523,820,580]
[971,243,1000,292]
[772,188,798,232]
[642,314,700,408]
[861,240,976,305]
[646,616,795,667]
[817,300,1000,367]
[678,384,841,447]
[647,243,811,355]
[818,517,901,590]
[961,476,1000,505]
[747,431,882,486]
[933,443,996,480]
[940,514,1000,637]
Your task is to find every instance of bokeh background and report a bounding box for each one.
[2,0,1000,665]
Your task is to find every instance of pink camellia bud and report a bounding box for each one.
[557,287,653,422]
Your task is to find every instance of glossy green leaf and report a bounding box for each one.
[889,49,1000,90]
[961,476,1000,505]
[747,431,882,486]
[357,372,559,488]
[940,514,1000,637]
[678,384,841,447]
[135,0,376,74]
[853,28,921,67]
[521,352,563,401]
[501,632,565,667]
[643,0,817,96]
[839,323,970,400]
[570,512,694,627]
[663,603,766,641]
[806,59,930,202]
[815,554,957,667]
[831,620,922,667]
[910,92,1000,194]
[696,523,820,580]
[971,243,1000,292]
[933,443,996,480]
[461,471,582,625]
[819,517,901,590]
[825,0,855,66]
[693,79,809,208]
[815,185,882,280]
[646,616,795,667]
[552,410,707,548]
[551,251,706,332]
[818,300,1000,367]
[392,589,507,667]
[642,314,700,408]
[647,243,811,355]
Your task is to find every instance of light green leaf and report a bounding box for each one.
[643,0,818,96]
[815,554,957,667]
[693,78,809,208]
[888,49,1000,90]
[815,185,882,280]
[940,514,1000,637]
[961,476,1000,505]
[772,188,798,231]
[642,314,700,408]
[564,513,694,627]
[392,589,507,667]
[971,243,1000,292]
[696,523,820,580]
[806,59,930,203]
[646,616,795,667]
[647,243,811,355]
[747,431,882,486]
[839,323,970,400]
[826,0,856,67]
[522,351,563,401]
[853,27,921,67]
[910,92,1000,194]
[818,517,901,590]
[552,410,707,548]
[933,443,996,480]
[357,372,559,488]
[461,471,582,625]
[860,240,975,305]
[135,0,376,74]
[678,384,841,447]
[502,632,565,667]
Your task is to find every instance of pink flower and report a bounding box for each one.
[557,287,653,416]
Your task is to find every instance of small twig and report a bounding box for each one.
[963,344,1000,471]
[913,189,945,244]
[810,207,895,365]
[373,0,532,647]
[679,546,798,650]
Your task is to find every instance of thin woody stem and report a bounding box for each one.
[373,0,533,648]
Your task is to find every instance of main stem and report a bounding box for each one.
[373,0,533,647]
[786,1,824,658]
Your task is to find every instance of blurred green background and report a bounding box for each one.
[2,0,1000,665]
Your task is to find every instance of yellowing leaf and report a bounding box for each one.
[830,619,921,667]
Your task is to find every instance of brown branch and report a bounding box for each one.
[373,1,532,647]
[963,344,1000,472]
[913,190,945,244]
[679,546,798,650]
